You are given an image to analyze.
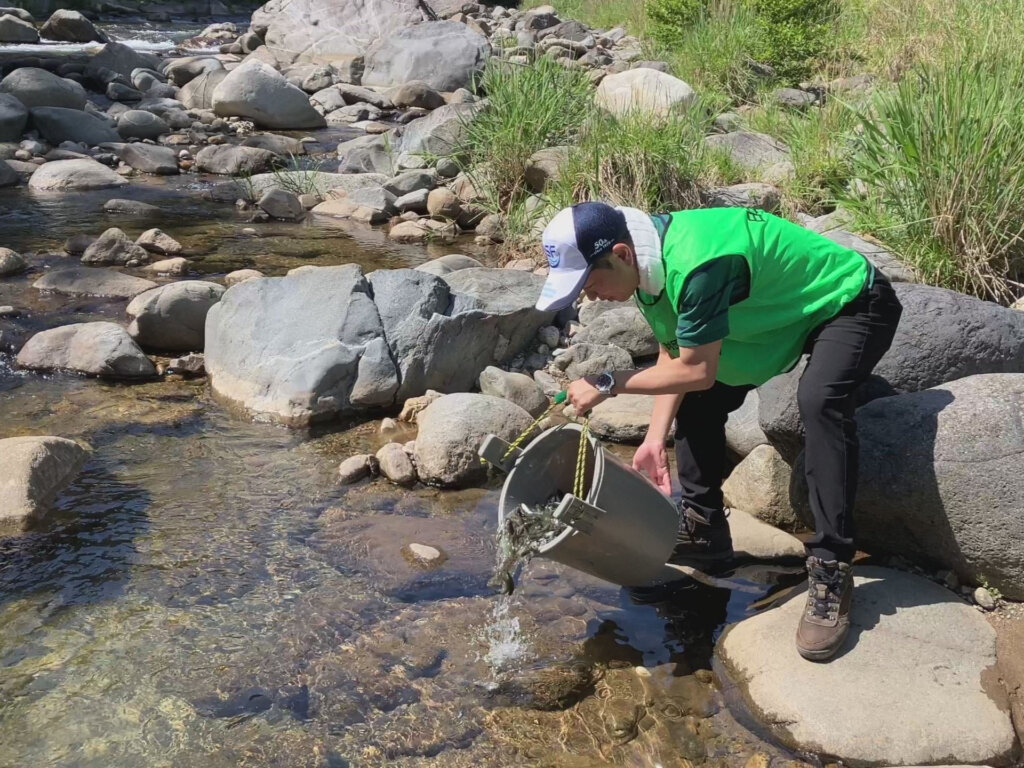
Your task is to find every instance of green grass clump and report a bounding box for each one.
[460,58,593,210]
[848,46,1024,302]
[549,108,740,213]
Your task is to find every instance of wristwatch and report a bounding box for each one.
[594,371,616,396]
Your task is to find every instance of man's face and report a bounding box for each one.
[582,245,638,302]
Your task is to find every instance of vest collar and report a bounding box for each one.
[617,206,664,296]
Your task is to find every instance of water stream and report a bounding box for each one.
[0,22,811,767]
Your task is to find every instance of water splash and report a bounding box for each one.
[482,595,527,676]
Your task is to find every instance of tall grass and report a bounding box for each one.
[548,108,739,213]
[521,0,646,33]
[460,58,593,215]
[848,46,1024,302]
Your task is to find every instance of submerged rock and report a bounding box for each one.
[17,321,156,378]
[33,267,156,298]
[338,454,372,485]
[376,442,416,486]
[81,227,149,266]
[717,566,1017,766]
[0,436,91,531]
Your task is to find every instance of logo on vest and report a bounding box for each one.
[543,244,560,268]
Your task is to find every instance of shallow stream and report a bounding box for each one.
[0,25,812,767]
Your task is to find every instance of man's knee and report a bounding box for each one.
[797,381,847,424]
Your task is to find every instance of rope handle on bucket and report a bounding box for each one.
[481,390,592,499]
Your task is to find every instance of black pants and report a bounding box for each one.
[674,269,903,563]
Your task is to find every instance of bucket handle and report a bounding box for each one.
[478,434,522,474]
[553,494,603,534]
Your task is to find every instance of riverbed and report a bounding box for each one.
[0,19,811,768]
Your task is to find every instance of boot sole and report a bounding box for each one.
[796,625,850,662]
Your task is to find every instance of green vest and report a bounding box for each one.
[635,208,870,386]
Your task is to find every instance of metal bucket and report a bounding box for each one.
[480,423,683,587]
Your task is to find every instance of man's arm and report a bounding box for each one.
[615,340,721,396]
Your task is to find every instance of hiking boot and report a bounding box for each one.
[668,507,733,564]
[796,557,853,662]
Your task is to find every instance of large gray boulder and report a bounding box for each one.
[114,142,179,175]
[399,102,477,159]
[0,158,17,187]
[368,267,555,401]
[0,92,27,142]
[17,321,156,378]
[792,374,1024,600]
[164,56,223,87]
[0,14,39,43]
[718,567,1018,767]
[40,9,106,43]
[362,21,490,92]
[585,394,655,444]
[0,67,87,111]
[195,144,277,175]
[31,107,120,146]
[204,264,392,425]
[573,306,658,358]
[28,158,127,191]
[212,57,325,130]
[414,392,532,487]
[126,281,225,352]
[595,68,697,118]
[0,436,91,532]
[253,0,426,66]
[759,282,1024,462]
[33,267,156,298]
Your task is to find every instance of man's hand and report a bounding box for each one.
[633,439,671,495]
[567,377,608,415]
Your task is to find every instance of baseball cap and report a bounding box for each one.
[536,201,629,312]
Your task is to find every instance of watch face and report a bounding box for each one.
[597,373,613,391]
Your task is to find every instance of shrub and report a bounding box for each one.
[745,0,842,82]
[848,47,1024,302]
[646,0,708,48]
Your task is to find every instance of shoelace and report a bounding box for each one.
[808,565,843,619]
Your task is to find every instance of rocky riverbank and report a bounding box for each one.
[1,0,1023,765]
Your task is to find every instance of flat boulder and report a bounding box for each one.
[204,264,391,425]
[126,280,225,352]
[241,133,305,156]
[33,267,156,298]
[362,21,490,92]
[414,253,482,277]
[0,92,27,142]
[414,392,533,487]
[17,321,156,378]
[212,58,325,130]
[195,144,277,175]
[792,373,1024,600]
[0,436,91,531]
[40,9,105,43]
[114,142,179,175]
[595,68,697,118]
[208,170,386,202]
[0,67,87,111]
[717,567,1018,766]
[28,158,127,191]
[584,393,654,444]
[705,131,791,174]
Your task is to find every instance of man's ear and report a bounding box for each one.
[611,242,636,266]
